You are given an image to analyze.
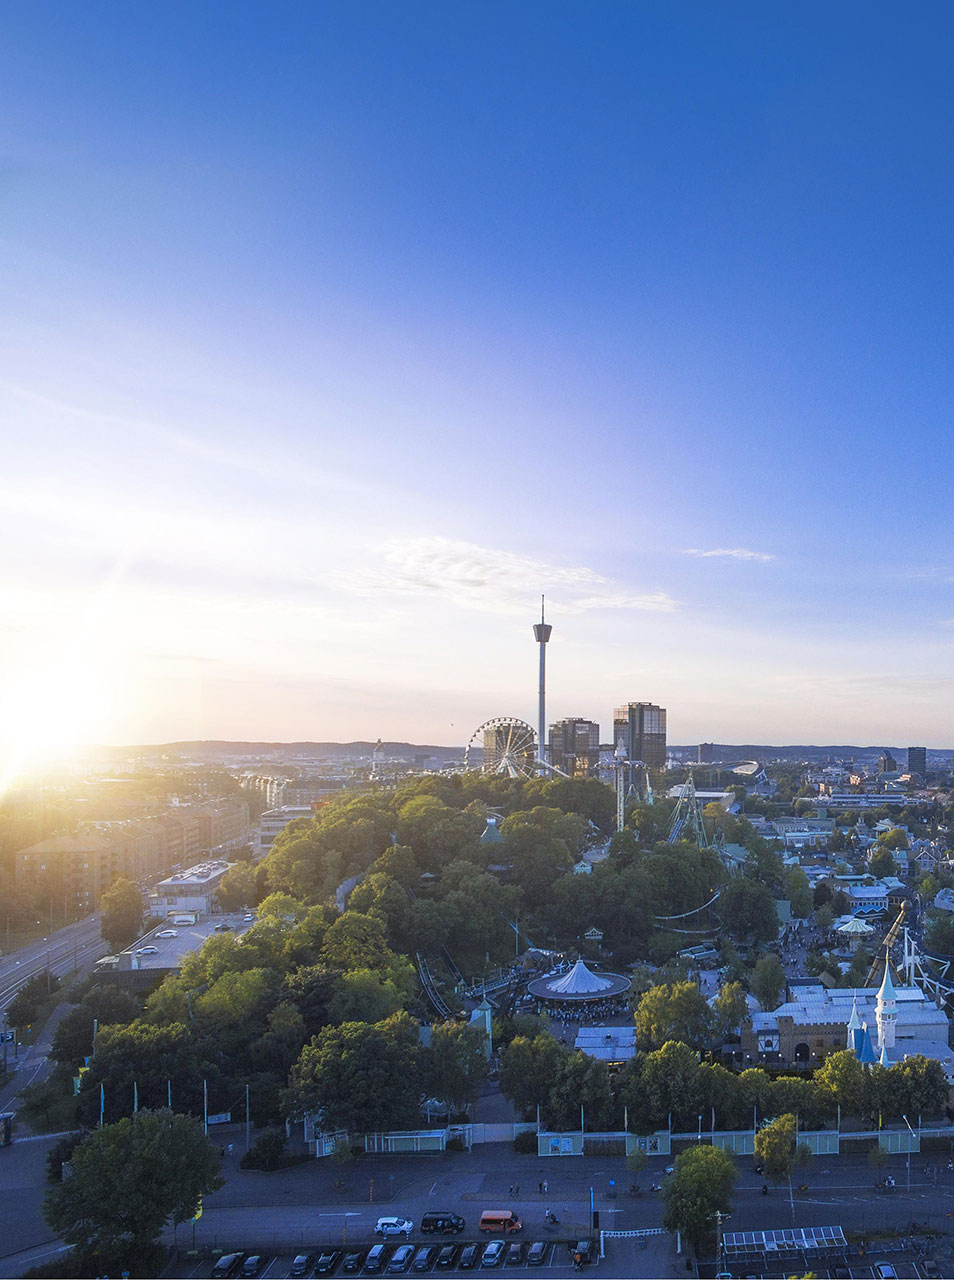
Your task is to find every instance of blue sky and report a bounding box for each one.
[3,2,954,759]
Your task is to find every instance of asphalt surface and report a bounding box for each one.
[0,914,106,1017]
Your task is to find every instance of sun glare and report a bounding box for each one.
[0,655,115,781]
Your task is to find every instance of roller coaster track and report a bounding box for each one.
[441,947,465,985]
[653,889,721,937]
[415,951,453,1019]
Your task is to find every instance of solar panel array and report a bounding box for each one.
[722,1225,847,1257]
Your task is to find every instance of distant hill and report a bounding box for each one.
[91,740,466,760]
[674,744,953,762]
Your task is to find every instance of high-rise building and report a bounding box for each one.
[907,746,927,776]
[549,718,600,777]
[697,742,717,764]
[878,750,898,774]
[614,702,667,771]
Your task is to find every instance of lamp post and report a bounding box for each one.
[902,1114,915,1192]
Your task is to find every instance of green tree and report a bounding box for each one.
[51,985,141,1065]
[321,911,392,972]
[216,862,258,911]
[6,971,61,1030]
[634,982,715,1051]
[100,877,143,952]
[868,848,897,879]
[548,1051,616,1131]
[814,1049,865,1117]
[327,968,406,1025]
[719,875,778,944]
[286,1012,421,1132]
[498,1034,567,1119]
[751,953,786,1009]
[636,1040,703,1131]
[44,1110,222,1262]
[662,1144,736,1252]
[78,1021,206,1125]
[423,1022,489,1115]
[754,1112,797,1186]
[711,981,750,1043]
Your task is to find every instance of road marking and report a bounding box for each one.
[429,1181,437,1195]
[319,1212,360,1217]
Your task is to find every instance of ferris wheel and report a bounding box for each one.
[465,717,538,778]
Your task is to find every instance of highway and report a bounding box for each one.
[0,915,107,1017]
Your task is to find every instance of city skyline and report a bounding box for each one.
[6,4,954,774]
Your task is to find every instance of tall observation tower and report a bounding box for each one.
[532,596,552,770]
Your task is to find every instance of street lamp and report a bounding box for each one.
[902,1113,915,1193]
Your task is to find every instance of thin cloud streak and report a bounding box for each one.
[682,547,776,562]
[339,536,679,615]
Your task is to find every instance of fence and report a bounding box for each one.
[307,1118,954,1159]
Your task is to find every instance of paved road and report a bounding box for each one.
[0,914,106,1017]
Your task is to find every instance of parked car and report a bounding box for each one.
[922,1262,939,1278]
[874,1266,898,1280]
[241,1257,266,1278]
[211,1254,245,1278]
[435,1244,459,1269]
[315,1249,341,1273]
[421,1212,465,1235]
[156,929,179,938]
[526,1242,549,1267]
[505,1242,526,1266]
[340,1251,365,1273]
[570,1240,594,1267]
[480,1241,505,1267]
[411,1246,435,1271]
[364,1245,389,1274]
[289,1255,314,1277]
[458,1244,481,1269]
[376,1217,414,1237]
[136,945,159,955]
[388,1245,414,1273]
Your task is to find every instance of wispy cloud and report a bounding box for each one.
[340,537,679,615]
[682,547,776,562]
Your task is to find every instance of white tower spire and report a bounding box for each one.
[876,951,897,1051]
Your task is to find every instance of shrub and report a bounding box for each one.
[445,1135,465,1152]
[240,1125,288,1171]
[513,1130,537,1154]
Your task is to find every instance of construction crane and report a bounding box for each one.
[865,900,909,986]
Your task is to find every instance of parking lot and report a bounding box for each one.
[163,1238,602,1279]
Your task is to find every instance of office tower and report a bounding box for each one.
[697,742,717,764]
[613,702,667,771]
[878,750,898,773]
[907,746,927,776]
[549,718,600,777]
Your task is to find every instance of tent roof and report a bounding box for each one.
[547,959,614,994]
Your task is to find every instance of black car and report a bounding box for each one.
[411,1246,435,1272]
[365,1245,389,1274]
[241,1257,266,1278]
[340,1251,365,1273]
[458,1243,481,1269]
[316,1249,341,1274]
[289,1255,314,1278]
[526,1242,549,1267]
[435,1245,458,1270]
[421,1212,465,1235]
[211,1254,245,1278]
[505,1242,526,1266]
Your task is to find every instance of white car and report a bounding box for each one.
[156,929,179,938]
[136,945,159,955]
[376,1217,414,1237]
[875,1266,898,1280]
